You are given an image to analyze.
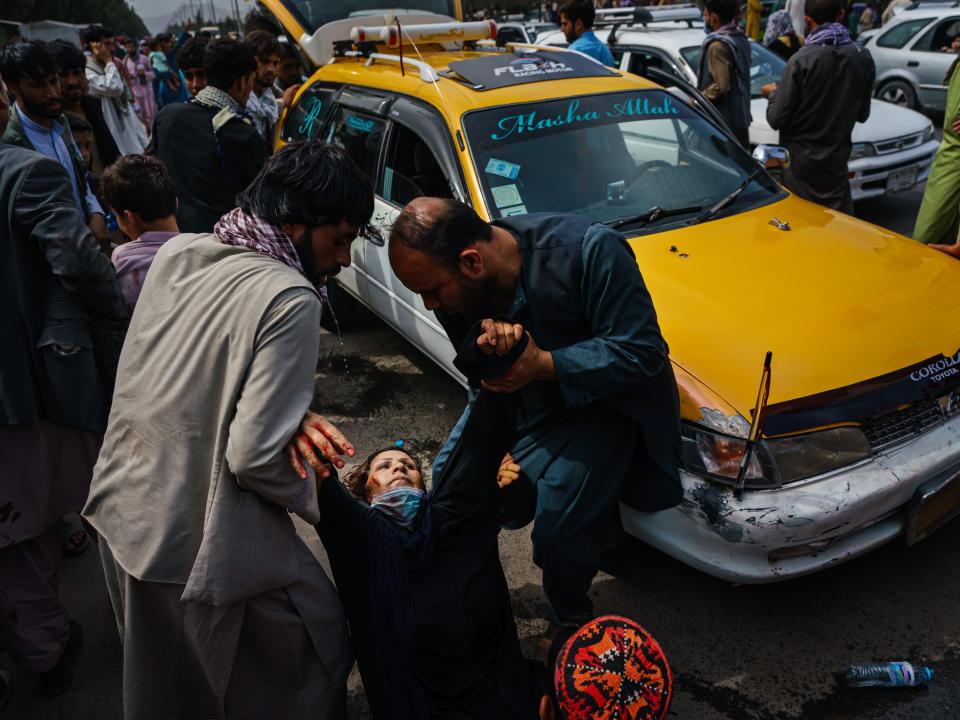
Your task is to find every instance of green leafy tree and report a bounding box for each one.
[9,0,148,38]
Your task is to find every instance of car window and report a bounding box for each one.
[912,16,960,51]
[279,84,336,143]
[627,48,685,82]
[329,108,386,185]
[463,90,780,226]
[382,123,453,206]
[876,18,935,48]
[681,42,786,98]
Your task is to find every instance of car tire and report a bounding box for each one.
[320,278,360,333]
[876,79,918,110]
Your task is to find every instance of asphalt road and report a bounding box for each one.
[4,166,958,719]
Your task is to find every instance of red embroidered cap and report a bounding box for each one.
[554,615,672,720]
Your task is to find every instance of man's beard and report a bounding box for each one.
[453,273,505,318]
[294,233,341,287]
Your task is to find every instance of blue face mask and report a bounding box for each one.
[371,486,425,529]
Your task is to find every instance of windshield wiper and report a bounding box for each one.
[694,169,762,225]
[605,204,703,230]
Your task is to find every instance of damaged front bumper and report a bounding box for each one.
[620,412,960,583]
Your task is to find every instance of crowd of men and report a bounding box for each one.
[4,0,960,718]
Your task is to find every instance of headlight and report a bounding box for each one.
[681,424,777,489]
[849,142,876,160]
[923,125,936,144]
[765,427,871,483]
[681,423,872,489]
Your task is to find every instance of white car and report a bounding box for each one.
[537,24,939,201]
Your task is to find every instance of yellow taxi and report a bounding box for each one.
[259,0,960,582]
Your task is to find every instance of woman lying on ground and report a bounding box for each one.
[288,319,538,720]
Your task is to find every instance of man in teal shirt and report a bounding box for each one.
[561,0,616,67]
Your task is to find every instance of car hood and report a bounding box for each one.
[630,194,960,425]
[749,98,931,145]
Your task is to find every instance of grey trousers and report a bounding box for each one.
[0,520,70,674]
[99,537,350,720]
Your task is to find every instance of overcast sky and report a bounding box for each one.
[130,0,182,19]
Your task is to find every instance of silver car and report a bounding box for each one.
[861,3,960,111]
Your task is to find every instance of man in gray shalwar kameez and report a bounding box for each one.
[83,141,374,719]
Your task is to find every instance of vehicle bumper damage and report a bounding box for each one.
[620,411,960,582]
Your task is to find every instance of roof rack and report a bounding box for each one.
[594,4,702,28]
[334,49,441,82]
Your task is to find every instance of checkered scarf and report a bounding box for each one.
[214,207,304,274]
[554,615,672,720]
[805,22,853,47]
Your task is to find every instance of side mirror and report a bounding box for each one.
[753,145,791,171]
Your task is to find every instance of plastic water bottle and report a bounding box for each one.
[844,662,934,688]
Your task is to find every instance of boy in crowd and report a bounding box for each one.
[100,155,180,316]
[175,36,209,98]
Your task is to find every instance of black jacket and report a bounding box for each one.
[317,390,537,720]
[0,144,126,432]
[80,94,121,171]
[152,101,269,232]
[767,41,876,211]
[438,213,683,512]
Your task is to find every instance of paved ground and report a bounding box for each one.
[4,154,957,718]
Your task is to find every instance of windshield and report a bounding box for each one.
[284,0,457,32]
[463,90,780,228]
[680,41,785,98]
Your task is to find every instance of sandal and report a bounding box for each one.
[62,527,90,558]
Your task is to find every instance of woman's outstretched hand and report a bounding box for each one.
[286,411,356,480]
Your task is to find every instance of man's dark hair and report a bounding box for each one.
[559,0,596,28]
[244,12,283,36]
[155,32,172,43]
[245,29,283,60]
[203,38,257,90]
[237,141,374,232]
[84,25,115,45]
[175,37,208,71]
[0,40,57,84]
[389,199,493,270]
[703,0,738,23]
[47,39,86,72]
[101,155,178,223]
[279,41,299,62]
[805,0,844,25]
[65,112,91,135]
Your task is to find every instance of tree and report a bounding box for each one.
[8,0,149,39]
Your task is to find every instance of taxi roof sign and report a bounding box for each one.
[447,50,617,91]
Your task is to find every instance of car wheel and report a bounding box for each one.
[876,79,918,109]
[320,278,360,333]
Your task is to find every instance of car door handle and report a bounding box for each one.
[907,61,919,67]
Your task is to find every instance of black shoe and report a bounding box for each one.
[35,620,83,697]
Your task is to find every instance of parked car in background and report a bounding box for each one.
[537,23,939,201]
[859,2,960,111]
[496,20,558,45]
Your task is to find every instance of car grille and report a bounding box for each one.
[862,389,960,450]
[874,131,926,156]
